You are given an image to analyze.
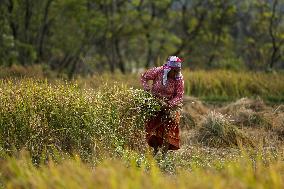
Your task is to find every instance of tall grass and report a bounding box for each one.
[1,150,284,189]
[77,70,284,103]
[0,77,283,188]
[1,66,283,102]
[0,79,161,163]
[184,70,284,102]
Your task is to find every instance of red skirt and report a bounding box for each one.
[145,110,180,150]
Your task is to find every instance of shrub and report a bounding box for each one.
[0,79,161,163]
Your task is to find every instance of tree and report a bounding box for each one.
[268,0,284,69]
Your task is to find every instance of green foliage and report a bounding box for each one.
[0,79,161,163]
[0,15,17,66]
[1,150,284,189]
[0,77,282,188]
[0,0,283,73]
[210,58,245,71]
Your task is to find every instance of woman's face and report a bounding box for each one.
[168,68,181,79]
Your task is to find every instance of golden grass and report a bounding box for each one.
[1,150,284,189]
[76,69,284,102]
[1,65,283,102]
[197,111,254,148]
[0,77,282,188]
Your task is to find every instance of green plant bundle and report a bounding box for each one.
[0,79,161,163]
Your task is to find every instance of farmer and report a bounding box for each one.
[141,56,184,157]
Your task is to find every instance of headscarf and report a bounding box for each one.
[162,56,182,86]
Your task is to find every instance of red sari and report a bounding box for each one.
[146,109,181,150]
[141,66,184,150]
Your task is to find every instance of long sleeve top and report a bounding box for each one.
[140,66,184,108]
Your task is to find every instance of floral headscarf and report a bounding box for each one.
[162,56,182,86]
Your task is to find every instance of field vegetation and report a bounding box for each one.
[1,0,283,188]
[0,76,283,188]
[1,64,284,102]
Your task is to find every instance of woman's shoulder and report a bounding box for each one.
[152,66,164,72]
[147,66,164,75]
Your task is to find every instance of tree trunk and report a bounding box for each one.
[114,38,125,73]
[37,0,53,62]
[7,0,18,40]
[145,32,153,68]
[268,0,279,69]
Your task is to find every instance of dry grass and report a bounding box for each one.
[180,96,209,130]
[180,96,284,150]
[197,111,254,148]
[219,98,276,130]
[220,97,269,113]
[272,113,284,140]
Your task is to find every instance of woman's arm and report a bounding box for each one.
[140,67,161,91]
[168,79,184,108]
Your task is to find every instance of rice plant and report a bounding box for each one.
[79,70,284,103]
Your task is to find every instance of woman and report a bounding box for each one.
[141,56,184,157]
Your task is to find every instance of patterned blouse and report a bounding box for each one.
[141,66,184,108]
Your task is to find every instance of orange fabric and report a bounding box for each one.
[145,110,180,150]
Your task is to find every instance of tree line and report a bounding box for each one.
[0,0,283,77]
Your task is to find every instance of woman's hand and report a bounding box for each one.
[159,100,170,111]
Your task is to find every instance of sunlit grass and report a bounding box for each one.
[77,69,284,103]
[1,65,283,102]
[0,79,162,163]
[1,150,283,189]
[0,76,283,188]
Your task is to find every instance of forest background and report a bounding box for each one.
[0,0,283,78]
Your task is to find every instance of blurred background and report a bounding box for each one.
[0,0,283,78]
